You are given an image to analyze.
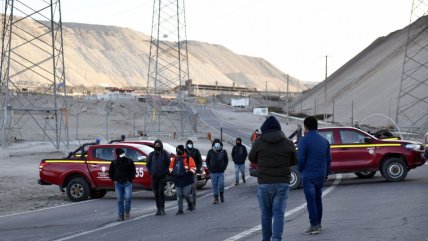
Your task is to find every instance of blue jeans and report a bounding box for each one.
[210,172,224,196]
[176,184,192,211]
[234,164,245,183]
[257,183,290,241]
[115,181,132,215]
[302,175,325,226]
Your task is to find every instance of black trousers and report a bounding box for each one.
[152,176,166,210]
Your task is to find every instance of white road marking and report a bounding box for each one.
[223,174,343,241]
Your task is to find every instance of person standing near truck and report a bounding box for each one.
[231,137,248,185]
[109,148,136,221]
[185,139,203,209]
[206,138,229,204]
[147,139,171,216]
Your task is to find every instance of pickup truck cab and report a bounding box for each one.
[250,127,426,189]
[39,143,155,202]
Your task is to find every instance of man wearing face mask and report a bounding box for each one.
[205,139,229,204]
[147,139,171,216]
[109,148,136,221]
[185,139,202,209]
[231,137,248,185]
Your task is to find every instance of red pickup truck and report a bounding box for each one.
[39,142,164,202]
[250,127,426,189]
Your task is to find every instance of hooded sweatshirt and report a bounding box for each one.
[147,139,170,178]
[249,116,297,184]
[206,139,229,173]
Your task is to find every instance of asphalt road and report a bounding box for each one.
[1,109,427,241]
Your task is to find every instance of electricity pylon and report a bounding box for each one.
[0,0,68,149]
[145,0,190,134]
[396,0,428,135]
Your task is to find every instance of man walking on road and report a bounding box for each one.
[231,137,248,185]
[298,116,331,235]
[249,116,296,241]
[206,138,228,204]
[109,148,136,221]
[185,139,203,209]
[147,139,171,216]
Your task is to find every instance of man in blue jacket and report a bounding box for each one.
[297,116,331,235]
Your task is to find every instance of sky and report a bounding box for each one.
[60,0,413,83]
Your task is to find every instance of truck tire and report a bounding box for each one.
[90,189,107,199]
[381,158,407,182]
[164,176,177,201]
[290,167,301,190]
[66,178,90,202]
[354,171,376,179]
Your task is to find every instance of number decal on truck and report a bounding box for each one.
[135,167,144,177]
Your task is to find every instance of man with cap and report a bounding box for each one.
[109,148,136,221]
[249,116,296,241]
[185,139,203,209]
[298,116,331,234]
[231,137,248,185]
[169,145,196,215]
[147,139,171,215]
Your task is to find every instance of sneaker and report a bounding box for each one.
[303,226,320,235]
[317,225,323,231]
[155,210,161,216]
[116,214,124,221]
[160,208,166,215]
[235,182,239,186]
[176,210,184,215]
[124,212,130,219]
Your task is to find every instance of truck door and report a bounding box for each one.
[337,130,374,170]
[88,147,115,188]
[318,130,339,171]
[121,147,152,189]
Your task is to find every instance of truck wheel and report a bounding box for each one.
[90,189,107,199]
[164,177,177,200]
[381,158,407,182]
[66,178,89,202]
[354,171,376,179]
[290,167,301,190]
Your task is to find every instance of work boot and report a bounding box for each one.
[213,195,220,204]
[116,214,124,221]
[220,192,224,202]
[176,210,184,215]
[303,226,320,235]
[155,209,161,216]
[124,211,130,219]
[235,181,239,186]
[188,202,194,211]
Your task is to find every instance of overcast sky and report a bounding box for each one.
[61,0,413,83]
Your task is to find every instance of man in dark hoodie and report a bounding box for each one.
[146,139,170,216]
[109,148,136,221]
[205,138,228,204]
[231,137,248,185]
[185,139,203,209]
[249,116,296,241]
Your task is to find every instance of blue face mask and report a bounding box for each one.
[214,143,221,150]
[187,144,193,149]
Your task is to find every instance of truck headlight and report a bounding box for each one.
[405,143,422,151]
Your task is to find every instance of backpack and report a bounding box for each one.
[171,156,189,177]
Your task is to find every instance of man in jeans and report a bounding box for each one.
[206,139,228,204]
[109,148,136,221]
[249,116,296,241]
[298,116,331,234]
[231,137,248,185]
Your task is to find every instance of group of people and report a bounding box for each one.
[108,115,332,241]
[250,115,331,240]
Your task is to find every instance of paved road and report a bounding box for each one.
[1,109,427,241]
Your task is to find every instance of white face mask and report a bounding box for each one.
[214,143,221,150]
[119,153,125,158]
[187,144,193,149]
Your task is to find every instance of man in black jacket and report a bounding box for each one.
[146,139,170,216]
[231,137,248,185]
[185,139,203,209]
[109,148,136,221]
[249,116,296,241]
[206,139,229,204]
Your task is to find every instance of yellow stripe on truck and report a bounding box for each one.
[45,160,86,163]
[330,143,401,148]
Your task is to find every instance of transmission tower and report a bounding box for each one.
[145,0,190,134]
[396,0,428,135]
[0,0,68,149]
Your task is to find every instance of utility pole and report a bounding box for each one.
[286,74,290,116]
[324,55,328,122]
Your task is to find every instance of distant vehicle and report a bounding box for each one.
[39,142,176,202]
[250,127,426,189]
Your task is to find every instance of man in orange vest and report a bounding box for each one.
[251,129,259,145]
